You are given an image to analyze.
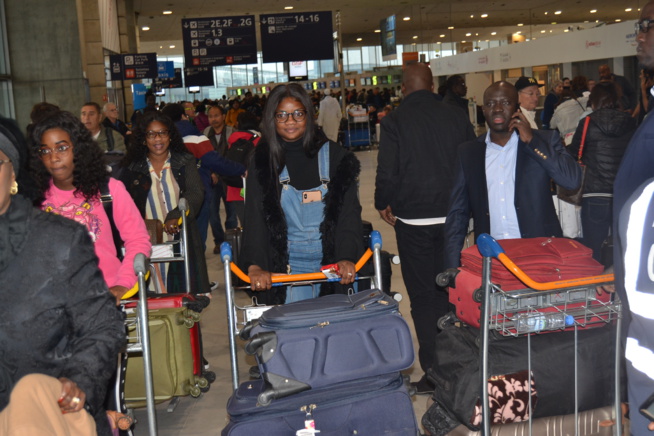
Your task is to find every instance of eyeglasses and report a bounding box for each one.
[274,110,307,123]
[636,19,654,33]
[146,130,170,139]
[38,144,72,156]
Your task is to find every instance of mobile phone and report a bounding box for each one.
[640,392,654,422]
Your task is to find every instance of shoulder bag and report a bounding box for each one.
[557,116,590,206]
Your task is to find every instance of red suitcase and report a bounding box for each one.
[446,237,610,331]
[124,294,214,384]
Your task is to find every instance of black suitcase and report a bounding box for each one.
[426,322,617,432]
[225,227,242,266]
[223,372,419,435]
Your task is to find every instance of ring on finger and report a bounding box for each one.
[71,397,81,406]
[256,281,261,288]
[347,272,353,277]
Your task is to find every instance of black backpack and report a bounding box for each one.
[223,133,257,188]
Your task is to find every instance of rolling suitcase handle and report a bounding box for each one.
[476,233,614,290]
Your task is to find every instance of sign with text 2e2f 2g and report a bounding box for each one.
[109,53,158,80]
[181,16,257,67]
[260,11,333,63]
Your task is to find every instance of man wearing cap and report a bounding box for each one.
[444,81,581,269]
[317,89,342,142]
[515,76,543,129]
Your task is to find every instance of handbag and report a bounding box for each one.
[557,115,590,206]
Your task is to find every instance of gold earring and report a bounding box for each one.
[10,181,18,195]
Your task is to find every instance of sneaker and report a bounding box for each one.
[410,375,435,395]
[210,281,219,291]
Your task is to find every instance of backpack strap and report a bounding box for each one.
[100,179,124,261]
[105,127,115,151]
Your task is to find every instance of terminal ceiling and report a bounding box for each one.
[135,0,645,56]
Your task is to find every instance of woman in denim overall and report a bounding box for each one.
[243,83,362,304]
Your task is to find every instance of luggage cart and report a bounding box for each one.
[344,104,371,149]
[220,231,387,391]
[122,253,158,436]
[475,233,623,436]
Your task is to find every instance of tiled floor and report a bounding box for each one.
[132,147,432,435]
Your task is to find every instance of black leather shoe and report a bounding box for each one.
[410,375,435,395]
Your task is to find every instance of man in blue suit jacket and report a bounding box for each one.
[444,81,581,269]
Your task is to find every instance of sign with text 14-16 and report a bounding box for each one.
[181,15,257,67]
[260,11,333,63]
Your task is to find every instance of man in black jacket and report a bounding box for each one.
[374,62,475,393]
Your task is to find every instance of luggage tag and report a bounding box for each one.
[321,263,340,280]
[296,405,320,436]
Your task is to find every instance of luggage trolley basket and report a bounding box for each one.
[220,230,389,391]
[474,233,623,436]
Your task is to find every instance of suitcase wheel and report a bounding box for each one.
[203,370,216,384]
[195,376,209,389]
[189,385,202,398]
[472,288,484,303]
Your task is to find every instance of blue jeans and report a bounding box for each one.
[580,196,612,264]
[209,182,238,246]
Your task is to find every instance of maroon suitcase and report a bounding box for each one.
[447,237,609,331]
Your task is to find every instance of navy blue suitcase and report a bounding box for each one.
[241,289,414,405]
[222,373,419,435]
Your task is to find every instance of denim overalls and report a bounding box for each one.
[279,144,329,303]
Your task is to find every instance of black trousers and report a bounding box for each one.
[394,220,450,373]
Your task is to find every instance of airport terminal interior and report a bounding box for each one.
[0,0,650,434]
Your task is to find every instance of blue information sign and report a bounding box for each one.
[157,61,175,79]
[109,53,158,80]
[181,16,257,67]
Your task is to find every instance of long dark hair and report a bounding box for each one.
[29,111,108,202]
[589,81,619,110]
[260,83,324,174]
[123,111,189,165]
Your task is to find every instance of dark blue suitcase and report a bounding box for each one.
[222,373,419,435]
[241,289,414,405]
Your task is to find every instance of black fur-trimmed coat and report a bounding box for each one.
[240,139,363,304]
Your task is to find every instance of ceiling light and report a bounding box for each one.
[470,14,474,18]
[481,14,488,18]
[159,46,163,49]
[284,6,293,9]
[141,26,150,31]
[625,8,632,12]
[374,29,381,33]
[516,31,522,34]
[162,10,172,14]
[517,23,524,26]
[412,35,418,39]
[590,9,597,13]
[437,41,441,44]
[440,34,445,37]
[544,11,548,15]
[356,37,362,41]
[540,30,546,33]
[491,31,497,35]
[551,22,557,24]
[169,45,175,48]
[403,16,411,21]
[564,29,569,32]
[466,32,471,36]
[554,10,562,15]
[615,19,622,22]
[462,40,466,43]
[448,26,454,29]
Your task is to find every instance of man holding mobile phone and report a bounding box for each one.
[444,81,581,269]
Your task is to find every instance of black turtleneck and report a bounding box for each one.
[282,138,321,190]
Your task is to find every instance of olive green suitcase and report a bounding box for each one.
[124,307,199,407]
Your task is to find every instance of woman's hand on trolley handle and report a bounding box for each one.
[337,260,356,285]
[248,265,272,291]
[109,285,129,305]
[57,377,86,414]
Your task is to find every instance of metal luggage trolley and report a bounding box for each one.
[475,234,623,436]
[121,253,158,436]
[344,104,371,149]
[220,230,387,391]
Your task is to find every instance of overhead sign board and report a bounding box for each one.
[260,11,333,63]
[110,53,158,80]
[181,16,257,67]
[184,66,214,87]
[154,67,183,90]
[157,61,175,79]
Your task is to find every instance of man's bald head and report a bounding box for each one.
[483,81,519,105]
[402,63,434,96]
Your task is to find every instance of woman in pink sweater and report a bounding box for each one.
[30,111,151,302]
